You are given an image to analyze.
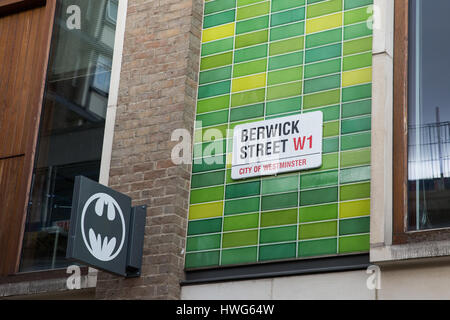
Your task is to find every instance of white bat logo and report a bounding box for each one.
[81,193,126,261]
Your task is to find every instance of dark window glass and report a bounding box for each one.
[408,0,450,230]
[20,0,117,272]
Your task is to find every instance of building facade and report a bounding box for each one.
[1,0,450,300]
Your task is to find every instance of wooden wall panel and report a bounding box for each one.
[0,0,55,276]
[0,1,46,17]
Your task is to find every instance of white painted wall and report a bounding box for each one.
[378,260,450,300]
[181,271,376,300]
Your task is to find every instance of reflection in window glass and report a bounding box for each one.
[408,0,450,230]
[20,0,117,272]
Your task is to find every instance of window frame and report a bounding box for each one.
[393,0,450,244]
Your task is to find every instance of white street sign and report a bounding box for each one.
[231,111,323,180]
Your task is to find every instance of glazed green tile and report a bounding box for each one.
[199,66,232,85]
[192,155,226,173]
[341,116,371,134]
[185,251,220,269]
[222,230,258,248]
[236,1,270,20]
[300,187,338,206]
[235,30,269,49]
[223,213,259,231]
[193,140,226,158]
[238,0,266,5]
[233,59,267,78]
[304,74,340,94]
[271,7,305,27]
[262,175,298,195]
[268,67,303,87]
[266,96,302,116]
[260,226,297,244]
[340,166,370,184]
[305,43,341,64]
[342,84,372,102]
[231,88,266,107]
[343,52,372,71]
[236,15,269,35]
[202,38,234,57]
[323,137,339,153]
[304,105,340,121]
[307,0,342,19]
[187,218,222,236]
[303,89,340,109]
[234,44,268,63]
[186,234,221,252]
[224,196,260,215]
[301,170,338,189]
[299,221,337,240]
[322,152,339,169]
[268,51,304,71]
[190,186,224,204]
[343,36,372,56]
[307,152,339,172]
[305,28,342,49]
[304,58,341,79]
[344,6,372,25]
[340,148,371,167]
[189,201,222,221]
[204,0,236,15]
[230,104,265,122]
[340,216,370,236]
[298,238,337,257]
[194,125,224,143]
[340,182,370,201]
[261,208,298,227]
[197,95,230,114]
[267,81,302,101]
[344,0,373,10]
[299,203,338,223]
[194,123,228,142]
[225,181,260,199]
[270,22,305,42]
[196,110,229,128]
[200,52,233,71]
[341,132,371,150]
[191,170,225,189]
[269,36,304,56]
[272,0,305,12]
[221,247,258,265]
[339,234,369,253]
[228,117,264,130]
[203,9,236,29]
[344,22,371,40]
[261,192,298,211]
[342,99,371,118]
[259,242,296,261]
[266,111,301,120]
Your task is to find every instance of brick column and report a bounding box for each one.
[95,0,202,300]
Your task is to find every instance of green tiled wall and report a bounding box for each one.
[186,0,373,269]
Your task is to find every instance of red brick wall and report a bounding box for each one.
[95,0,202,300]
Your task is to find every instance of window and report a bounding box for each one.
[19,0,117,272]
[394,0,450,242]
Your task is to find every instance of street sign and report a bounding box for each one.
[67,176,146,277]
[231,111,323,180]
